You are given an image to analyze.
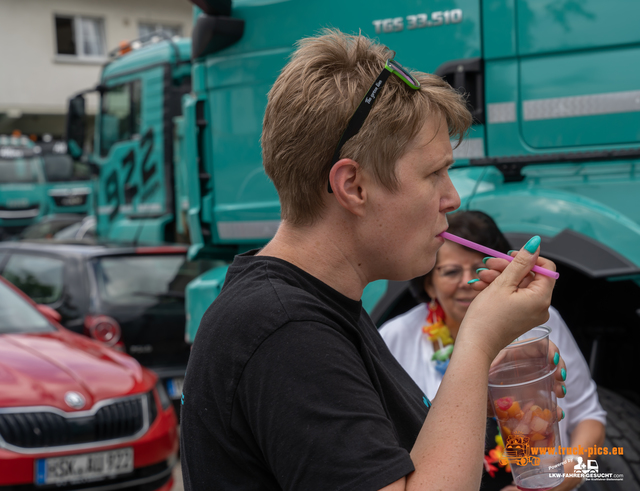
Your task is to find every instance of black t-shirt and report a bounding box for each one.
[180,251,430,491]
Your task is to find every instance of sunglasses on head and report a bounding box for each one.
[328,58,421,193]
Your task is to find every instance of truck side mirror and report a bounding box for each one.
[435,58,485,125]
[66,95,86,159]
[190,0,231,16]
[192,14,244,59]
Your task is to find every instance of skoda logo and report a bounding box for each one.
[64,392,86,410]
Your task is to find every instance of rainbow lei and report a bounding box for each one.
[422,300,454,375]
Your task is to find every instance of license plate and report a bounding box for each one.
[35,448,133,486]
[166,376,184,399]
[60,195,85,206]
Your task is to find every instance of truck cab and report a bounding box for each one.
[66,35,192,245]
[0,135,46,238]
[38,139,92,216]
[0,135,93,239]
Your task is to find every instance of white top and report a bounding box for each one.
[380,304,607,447]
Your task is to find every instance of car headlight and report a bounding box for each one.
[147,391,158,424]
[155,380,172,411]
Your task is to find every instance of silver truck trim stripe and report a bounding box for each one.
[217,220,281,240]
[523,90,640,121]
[0,209,39,219]
[452,138,485,159]
[487,102,516,123]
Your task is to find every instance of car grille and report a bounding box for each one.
[0,393,155,450]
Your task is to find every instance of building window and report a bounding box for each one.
[138,22,182,39]
[55,15,106,58]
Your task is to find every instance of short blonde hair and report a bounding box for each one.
[262,29,472,226]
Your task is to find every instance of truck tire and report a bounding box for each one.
[580,387,640,491]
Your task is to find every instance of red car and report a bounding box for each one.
[0,277,178,490]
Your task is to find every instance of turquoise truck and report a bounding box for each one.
[66,2,640,475]
[0,136,92,239]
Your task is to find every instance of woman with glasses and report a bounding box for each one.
[380,210,606,491]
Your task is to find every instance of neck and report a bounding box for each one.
[258,220,369,301]
[445,314,461,341]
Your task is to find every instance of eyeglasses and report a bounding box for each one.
[435,264,486,283]
[328,58,421,193]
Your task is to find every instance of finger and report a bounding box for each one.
[549,343,567,381]
[486,249,557,281]
[557,405,565,423]
[554,362,567,399]
[475,260,535,289]
[497,236,543,287]
[482,256,510,272]
[554,381,567,400]
[476,268,500,284]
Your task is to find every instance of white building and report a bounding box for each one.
[0,0,193,139]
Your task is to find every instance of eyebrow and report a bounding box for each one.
[437,159,455,171]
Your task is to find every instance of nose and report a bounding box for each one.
[459,268,476,285]
[441,172,461,213]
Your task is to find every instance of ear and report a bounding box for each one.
[424,275,436,300]
[329,158,367,216]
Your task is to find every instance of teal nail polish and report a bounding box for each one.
[562,410,565,420]
[553,352,560,365]
[561,368,566,381]
[476,268,489,274]
[524,235,541,254]
[482,256,493,264]
[467,279,480,284]
[562,385,566,395]
[508,250,517,255]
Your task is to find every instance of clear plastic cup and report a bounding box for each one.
[488,327,563,491]
[493,326,551,380]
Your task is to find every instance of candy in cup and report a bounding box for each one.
[488,327,564,491]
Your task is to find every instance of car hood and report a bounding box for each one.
[0,330,152,412]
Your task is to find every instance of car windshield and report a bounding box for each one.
[0,281,55,334]
[93,255,219,306]
[0,157,44,184]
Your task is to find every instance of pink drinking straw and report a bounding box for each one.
[439,232,560,279]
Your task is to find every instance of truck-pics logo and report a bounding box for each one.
[499,434,540,467]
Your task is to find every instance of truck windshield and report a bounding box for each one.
[93,255,218,306]
[0,281,55,334]
[0,157,43,184]
[43,154,90,182]
[100,80,141,157]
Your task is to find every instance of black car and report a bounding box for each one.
[0,240,219,414]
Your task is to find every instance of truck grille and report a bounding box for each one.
[52,194,88,207]
[0,393,154,450]
[0,204,39,220]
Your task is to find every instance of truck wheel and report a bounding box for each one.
[580,387,640,491]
